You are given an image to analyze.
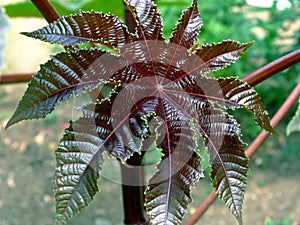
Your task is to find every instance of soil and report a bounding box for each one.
[0,18,300,225]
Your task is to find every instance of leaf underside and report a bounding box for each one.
[7,0,276,224]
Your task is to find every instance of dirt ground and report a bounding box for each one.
[0,18,299,225]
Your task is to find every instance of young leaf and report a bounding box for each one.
[169,0,202,49]
[21,11,134,48]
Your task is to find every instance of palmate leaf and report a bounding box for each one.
[21,11,134,48]
[8,0,277,224]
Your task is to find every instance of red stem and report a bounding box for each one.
[246,81,300,158]
[31,0,60,23]
[0,73,33,84]
[0,0,60,86]
[184,81,300,225]
[242,49,300,86]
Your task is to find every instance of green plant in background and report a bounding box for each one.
[3,0,124,18]
[265,216,290,225]
[250,2,299,122]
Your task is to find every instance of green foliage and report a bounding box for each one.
[3,0,124,18]
[265,216,291,225]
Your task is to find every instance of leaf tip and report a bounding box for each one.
[237,215,243,225]
[20,31,31,37]
[55,215,67,225]
[244,41,254,50]
[4,117,16,129]
[271,128,280,138]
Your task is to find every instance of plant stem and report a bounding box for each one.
[246,81,300,157]
[0,73,33,85]
[184,81,300,225]
[242,49,300,86]
[121,154,148,225]
[31,0,60,23]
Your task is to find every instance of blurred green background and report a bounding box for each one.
[0,0,299,225]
